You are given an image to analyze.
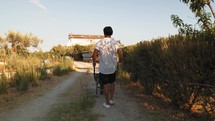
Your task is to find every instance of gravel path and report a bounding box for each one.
[0,61,154,121]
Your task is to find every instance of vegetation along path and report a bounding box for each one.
[0,62,198,121]
[0,61,155,121]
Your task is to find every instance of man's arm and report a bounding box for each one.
[91,49,99,66]
[117,49,123,65]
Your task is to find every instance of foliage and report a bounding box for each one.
[122,34,215,117]
[50,44,94,55]
[171,15,195,36]
[50,44,95,61]
[172,0,215,36]
[9,56,40,91]
[0,72,7,94]
[50,44,68,56]
[53,57,73,76]
[0,51,74,92]
[5,31,42,53]
[38,68,48,81]
[180,0,215,19]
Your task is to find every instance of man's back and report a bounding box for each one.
[95,38,120,74]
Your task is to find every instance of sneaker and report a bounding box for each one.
[103,102,110,109]
[110,100,115,105]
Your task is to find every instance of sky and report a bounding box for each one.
[0,0,197,52]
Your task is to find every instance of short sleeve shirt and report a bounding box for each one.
[95,38,120,74]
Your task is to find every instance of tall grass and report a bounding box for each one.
[8,56,40,91]
[0,72,7,94]
[53,57,73,76]
[0,53,74,92]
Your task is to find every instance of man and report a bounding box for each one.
[92,26,123,109]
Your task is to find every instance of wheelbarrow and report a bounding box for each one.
[93,65,103,95]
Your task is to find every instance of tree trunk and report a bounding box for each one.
[207,2,215,19]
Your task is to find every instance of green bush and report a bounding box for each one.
[122,34,215,117]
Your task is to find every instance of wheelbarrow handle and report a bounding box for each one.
[93,65,96,76]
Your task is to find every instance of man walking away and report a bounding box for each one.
[92,26,123,109]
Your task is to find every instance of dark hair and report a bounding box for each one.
[103,26,113,36]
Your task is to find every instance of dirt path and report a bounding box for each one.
[88,64,153,121]
[0,72,83,121]
[0,61,154,121]
[91,84,153,121]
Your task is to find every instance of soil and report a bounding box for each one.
[0,61,207,121]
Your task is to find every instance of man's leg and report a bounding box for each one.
[109,71,116,102]
[99,73,110,108]
[110,82,115,101]
[103,83,110,104]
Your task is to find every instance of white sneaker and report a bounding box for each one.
[103,103,110,109]
[110,100,115,105]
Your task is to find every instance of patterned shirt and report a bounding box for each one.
[95,38,120,74]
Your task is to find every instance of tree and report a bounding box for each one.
[171,15,194,35]
[50,44,67,56]
[0,36,8,50]
[0,36,8,72]
[180,0,215,30]
[5,31,42,53]
[171,0,215,35]
[180,0,215,19]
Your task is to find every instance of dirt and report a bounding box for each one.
[0,61,200,121]
[75,61,154,121]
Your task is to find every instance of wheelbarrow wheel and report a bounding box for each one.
[96,82,99,95]
[100,83,104,95]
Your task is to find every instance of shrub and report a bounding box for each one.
[122,35,215,117]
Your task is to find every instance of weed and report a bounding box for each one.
[47,93,97,121]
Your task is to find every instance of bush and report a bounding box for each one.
[122,35,215,117]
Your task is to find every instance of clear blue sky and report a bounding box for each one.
[0,0,196,52]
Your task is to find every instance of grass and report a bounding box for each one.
[47,92,97,121]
